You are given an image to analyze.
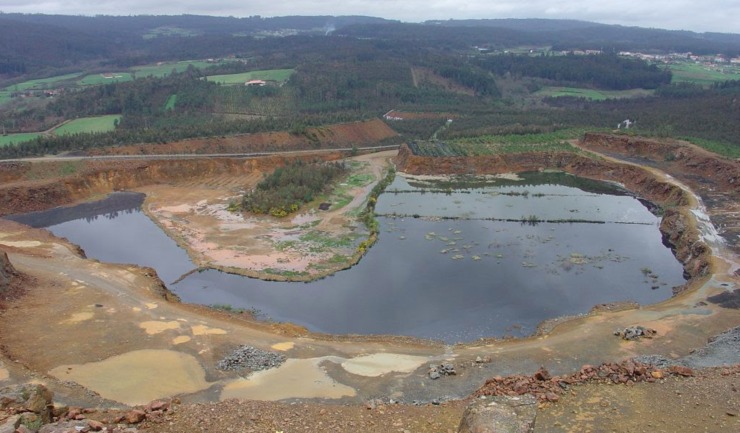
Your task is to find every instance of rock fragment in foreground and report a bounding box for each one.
[457,395,537,433]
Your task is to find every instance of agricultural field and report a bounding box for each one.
[534,86,655,100]
[0,132,41,147]
[132,60,222,77]
[77,73,134,86]
[54,115,121,135]
[667,62,740,85]
[2,72,83,93]
[409,130,591,157]
[0,72,84,106]
[206,69,295,85]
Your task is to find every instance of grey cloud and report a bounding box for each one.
[0,0,737,33]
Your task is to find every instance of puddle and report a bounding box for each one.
[220,358,356,401]
[62,312,94,324]
[49,350,210,405]
[191,325,227,336]
[340,353,429,377]
[139,321,181,335]
[172,336,191,345]
[271,342,295,351]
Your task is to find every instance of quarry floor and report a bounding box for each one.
[0,143,738,432]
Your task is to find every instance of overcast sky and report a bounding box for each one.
[0,1,738,34]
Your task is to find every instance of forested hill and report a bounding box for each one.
[338,21,740,56]
[2,14,739,79]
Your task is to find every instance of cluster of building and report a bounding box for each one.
[619,51,740,65]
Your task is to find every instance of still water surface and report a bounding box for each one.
[7,173,686,343]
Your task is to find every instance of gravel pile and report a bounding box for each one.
[216,345,286,372]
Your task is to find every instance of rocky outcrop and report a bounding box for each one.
[457,395,537,433]
[0,250,17,294]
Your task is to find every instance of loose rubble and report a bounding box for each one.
[216,345,286,372]
[473,361,695,402]
[614,325,657,340]
[429,363,457,380]
[0,383,178,433]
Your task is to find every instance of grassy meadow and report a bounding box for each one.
[54,115,121,135]
[534,86,655,100]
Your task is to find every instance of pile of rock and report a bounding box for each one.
[0,383,177,433]
[428,363,456,380]
[216,345,286,372]
[474,361,693,402]
[614,325,657,340]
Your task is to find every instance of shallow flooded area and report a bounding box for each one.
[7,172,686,343]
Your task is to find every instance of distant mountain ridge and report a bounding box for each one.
[1,14,738,80]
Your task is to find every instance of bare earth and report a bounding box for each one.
[0,145,738,432]
[142,151,393,280]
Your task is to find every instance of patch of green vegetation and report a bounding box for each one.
[274,240,297,251]
[534,86,654,100]
[77,73,134,86]
[164,94,177,110]
[210,304,248,313]
[3,72,83,93]
[331,194,353,210]
[206,69,296,85]
[133,61,221,77]
[0,133,41,147]
[54,115,121,135]
[681,137,740,159]
[299,231,356,252]
[262,268,309,278]
[668,62,740,86]
[345,173,374,187]
[328,254,349,264]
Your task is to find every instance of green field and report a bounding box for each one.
[164,94,177,110]
[534,86,655,100]
[54,115,121,135]
[0,133,41,147]
[3,72,84,93]
[668,63,740,86]
[132,60,221,78]
[78,73,134,86]
[206,69,295,85]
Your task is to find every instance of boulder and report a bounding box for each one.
[458,395,537,433]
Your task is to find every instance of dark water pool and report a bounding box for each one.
[6,172,686,343]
